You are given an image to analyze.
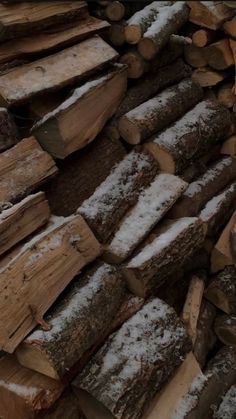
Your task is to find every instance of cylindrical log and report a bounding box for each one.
[105,1,125,21]
[138,2,189,60]
[118,78,203,144]
[119,50,149,79]
[181,161,207,183]
[214,385,236,419]
[205,266,236,314]
[109,21,126,46]
[192,29,215,47]
[192,67,226,87]
[217,82,236,108]
[169,34,192,46]
[214,313,236,345]
[211,211,236,273]
[204,38,234,70]
[144,100,234,174]
[184,44,207,67]
[73,298,191,419]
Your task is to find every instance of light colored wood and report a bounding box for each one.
[211,210,236,273]
[0,192,50,257]
[119,50,148,79]
[32,66,127,159]
[192,29,215,47]
[204,39,234,70]
[0,17,109,65]
[0,355,63,419]
[223,15,236,38]
[192,67,226,87]
[217,82,236,108]
[0,136,57,204]
[143,353,201,419]
[105,1,125,21]
[187,1,234,29]
[182,276,205,344]
[0,214,101,353]
[184,44,207,67]
[0,35,118,107]
[221,136,236,155]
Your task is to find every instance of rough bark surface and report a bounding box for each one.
[205,266,236,314]
[0,107,18,151]
[214,313,236,345]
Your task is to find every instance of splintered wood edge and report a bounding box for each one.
[144,142,176,174]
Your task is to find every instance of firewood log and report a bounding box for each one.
[0,136,57,205]
[184,44,207,67]
[169,157,236,217]
[230,219,236,263]
[78,149,159,243]
[0,355,63,419]
[192,29,215,47]
[221,135,236,155]
[169,34,192,46]
[109,20,126,46]
[0,1,88,41]
[181,161,207,183]
[144,101,234,174]
[193,299,217,368]
[0,107,18,151]
[32,66,127,159]
[105,1,125,21]
[43,389,84,419]
[211,211,236,273]
[173,346,236,418]
[192,67,227,87]
[119,49,149,79]
[0,36,118,107]
[217,82,236,108]
[199,181,236,236]
[16,263,125,380]
[229,39,236,92]
[0,214,101,353]
[0,192,50,257]
[214,385,236,419]
[118,78,203,144]
[138,2,189,60]
[214,313,236,345]
[123,217,206,297]
[104,173,187,263]
[205,266,236,314]
[223,15,236,38]
[73,298,191,419]
[187,0,234,29]
[204,38,234,70]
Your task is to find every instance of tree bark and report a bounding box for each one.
[214,313,236,345]
[205,266,236,314]
[0,107,18,151]
[118,78,203,144]
[73,298,191,419]
[211,211,236,273]
[78,149,159,243]
[123,217,206,298]
[144,100,234,174]
[43,389,84,419]
[230,219,236,263]
[109,21,126,46]
[214,385,236,419]
[119,49,149,79]
[181,161,207,183]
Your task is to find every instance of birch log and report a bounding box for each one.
[205,266,236,314]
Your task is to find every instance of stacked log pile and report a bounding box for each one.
[0,1,236,418]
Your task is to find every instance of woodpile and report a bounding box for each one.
[0,1,236,418]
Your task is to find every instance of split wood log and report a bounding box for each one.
[78,149,159,243]
[138,2,189,60]
[0,107,18,151]
[193,299,217,368]
[109,21,126,46]
[204,38,234,70]
[144,100,234,174]
[221,135,236,155]
[0,35,118,107]
[106,58,191,140]
[32,66,127,159]
[217,82,236,108]
[0,192,50,257]
[192,29,215,47]
[125,1,171,45]
[123,217,206,298]
[192,67,227,87]
[214,385,236,419]
[214,313,236,345]
[104,173,187,263]
[16,263,125,380]
[0,355,63,419]
[0,136,57,205]
[143,353,201,419]
[187,1,234,29]
[205,266,236,314]
[45,136,126,217]
[118,78,203,144]
[0,1,88,41]
[211,211,236,273]
[0,17,110,65]
[169,156,236,218]
[223,15,236,38]
[173,346,236,419]
[119,49,148,79]
[43,389,84,419]
[199,181,236,237]
[73,298,191,419]
[181,275,205,344]
[105,1,125,22]
[184,44,207,67]
[0,214,101,353]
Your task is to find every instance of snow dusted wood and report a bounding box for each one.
[32,66,127,159]
[123,217,206,298]
[192,67,226,87]
[138,2,189,60]
[205,266,236,314]
[125,1,171,45]
[169,157,236,217]
[104,174,187,264]
[214,385,236,419]
[118,78,203,145]
[0,107,18,152]
[0,36,118,107]
[16,263,125,380]
[73,298,191,419]
[221,135,236,155]
[0,214,101,353]
[211,211,236,273]
[0,137,57,205]
[0,192,50,257]
[0,355,63,419]
[214,314,236,345]
[173,346,236,419]
[187,1,234,29]
[204,39,234,70]
[199,181,236,236]
[144,100,234,174]
[78,150,159,243]
[193,300,217,367]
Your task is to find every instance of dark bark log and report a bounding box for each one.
[205,266,236,314]
[214,385,236,419]
[144,100,234,174]
[230,220,236,263]
[0,108,18,151]
[118,78,203,144]
[211,211,236,273]
[42,389,84,419]
[123,217,206,298]
[16,263,125,380]
[181,161,207,183]
[73,298,191,419]
[214,313,236,345]
[109,21,126,46]
[78,149,159,243]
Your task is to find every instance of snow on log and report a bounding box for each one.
[214,385,236,419]
[205,266,236,315]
